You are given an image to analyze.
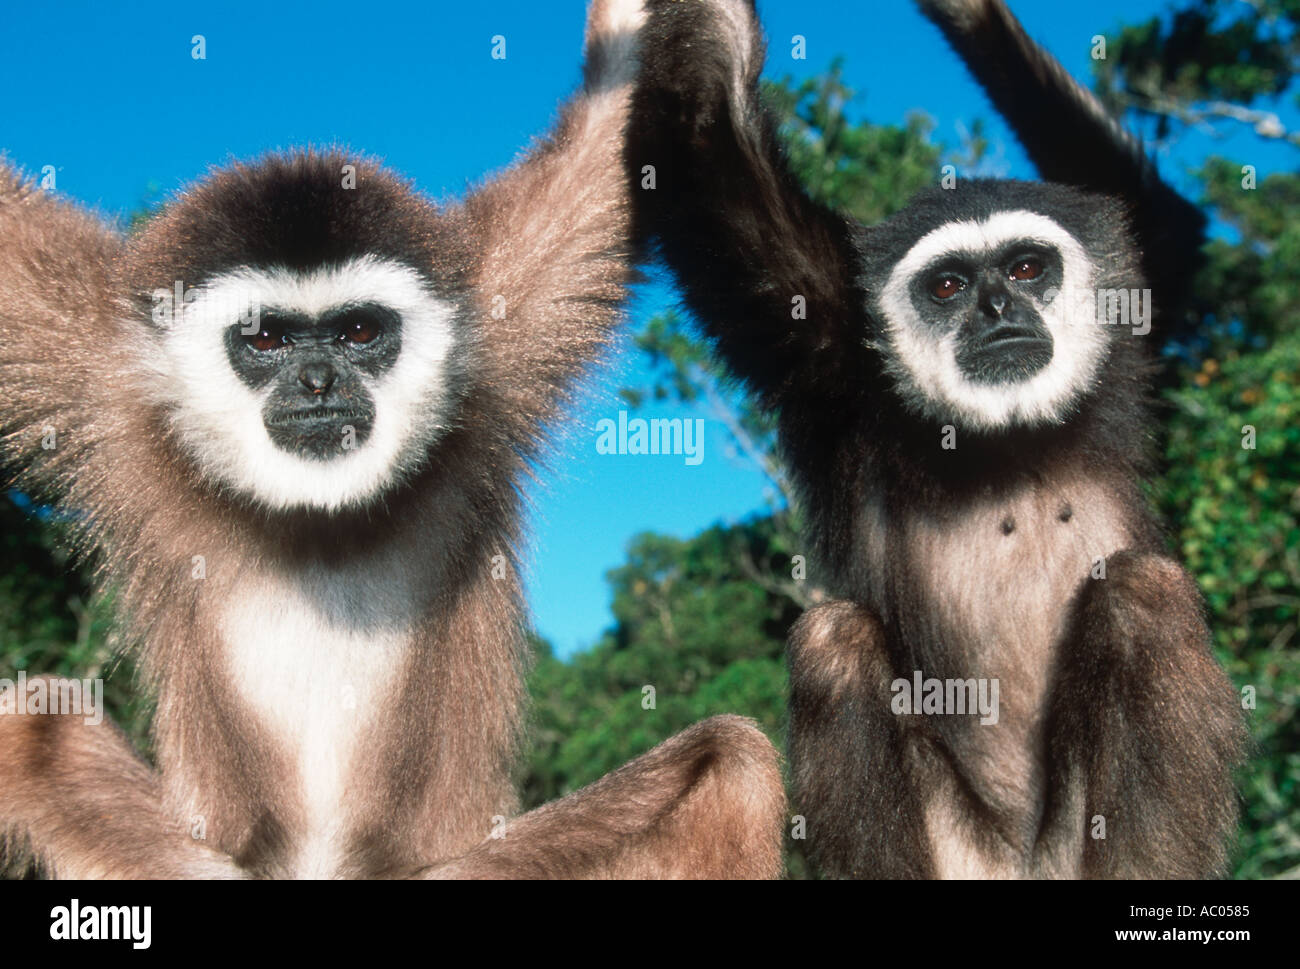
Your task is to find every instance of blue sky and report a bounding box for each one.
[3,1,1294,658]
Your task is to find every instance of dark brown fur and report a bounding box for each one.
[629,0,1245,877]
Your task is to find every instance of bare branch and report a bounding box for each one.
[1118,88,1300,147]
[693,364,797,510]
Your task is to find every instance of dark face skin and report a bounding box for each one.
[223,303,402,460]
[911,243,1061,385]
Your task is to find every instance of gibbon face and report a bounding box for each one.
[864,182,1136,432]
[128,152,474,513]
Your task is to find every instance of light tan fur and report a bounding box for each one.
[0,0,785,880]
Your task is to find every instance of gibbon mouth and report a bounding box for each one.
[957,332,1054,383]
[265,408,368,427]
[264,407,374,459]
[980,324,1048,347]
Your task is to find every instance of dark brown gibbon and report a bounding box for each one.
[627,0,1244,878]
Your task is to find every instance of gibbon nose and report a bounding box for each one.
[298,362,336,395]
[983,291,1009,317]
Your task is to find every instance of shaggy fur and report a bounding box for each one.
[628,0,1244,878]
[0,0,786,880]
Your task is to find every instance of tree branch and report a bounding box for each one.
[1120,88,1300,147]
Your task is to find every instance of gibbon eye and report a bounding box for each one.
[1010,258,1043,281]
[338,317,380,345]
[246,326,288,352]
[930,275,965,300]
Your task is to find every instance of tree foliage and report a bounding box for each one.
[1163,335,1300,878]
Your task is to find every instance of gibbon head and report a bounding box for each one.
[863,181,1141,432]
[127,151,474,513]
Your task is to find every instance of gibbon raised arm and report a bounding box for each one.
[625,0,870,414]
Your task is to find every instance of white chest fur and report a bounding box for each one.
[222,567,411,878]
[898,475,1132,878]
[905,479,1129,703]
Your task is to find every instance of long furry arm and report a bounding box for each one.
[0,678,244,879]
[916,0,1206,338]
[626,0,868,411]
[420,715,786,879]
[787,601,935,878]
[462,0,645,443]
[0,164,123,503]
[1038,553,1245,877]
